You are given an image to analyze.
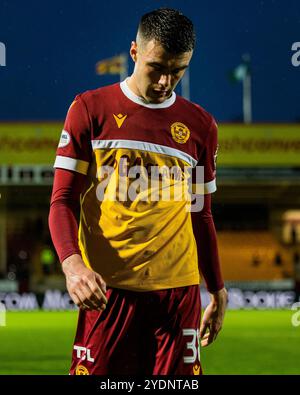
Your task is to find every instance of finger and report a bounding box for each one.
[200,323,217,346]
[78,276,106,311]
[75,288,94,310]
[200,322,209,338]
[207,328,216,345]
[206,323,220,346]
[200,333,210,347]
[86,278,107,307]
[94,278,107,308]
[200,332,217,347]
[201,333,209,340]
[81,285,102,310]
[95,274,107,296]
[71,293,81,308]
[85,281,104,307]
[201,338,210,347]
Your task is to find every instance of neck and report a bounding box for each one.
[126,75,149,103]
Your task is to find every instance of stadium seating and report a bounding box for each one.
[217,231,294,281]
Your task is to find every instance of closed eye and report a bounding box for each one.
[149,63,164,71]
[147,63,188,75]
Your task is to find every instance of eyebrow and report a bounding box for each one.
[147,62,188,71]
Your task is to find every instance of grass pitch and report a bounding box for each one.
[0,310,299,375]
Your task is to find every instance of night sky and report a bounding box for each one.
[0,0,299,122]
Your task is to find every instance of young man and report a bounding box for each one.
[49,8,227,375]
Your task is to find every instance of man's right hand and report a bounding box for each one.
[62,254,107,311]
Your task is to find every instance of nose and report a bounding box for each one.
[158,74,171,89]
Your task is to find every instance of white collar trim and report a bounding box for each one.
[120,78,176,109]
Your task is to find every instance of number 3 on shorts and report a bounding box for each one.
[182,328,200,364]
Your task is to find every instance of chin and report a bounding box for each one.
[148,96,167,104]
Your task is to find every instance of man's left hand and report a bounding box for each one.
[200,287,228,347]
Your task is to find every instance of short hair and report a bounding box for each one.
[138,8,196,54]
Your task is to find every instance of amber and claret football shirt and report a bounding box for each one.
[53,79,218,291]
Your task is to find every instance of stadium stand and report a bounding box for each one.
[217,231,294,281]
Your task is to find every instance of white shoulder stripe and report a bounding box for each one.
[53,156,90,175]
[91,139,197,167]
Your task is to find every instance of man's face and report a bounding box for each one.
[130,39,193,104]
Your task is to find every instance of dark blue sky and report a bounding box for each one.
[0,0,299,122]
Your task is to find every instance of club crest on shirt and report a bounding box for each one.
[75,364,90,375]
[170,122,190,144]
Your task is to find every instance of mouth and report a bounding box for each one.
[152,89,169,97]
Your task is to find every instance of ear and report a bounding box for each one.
[130,41,138,63]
